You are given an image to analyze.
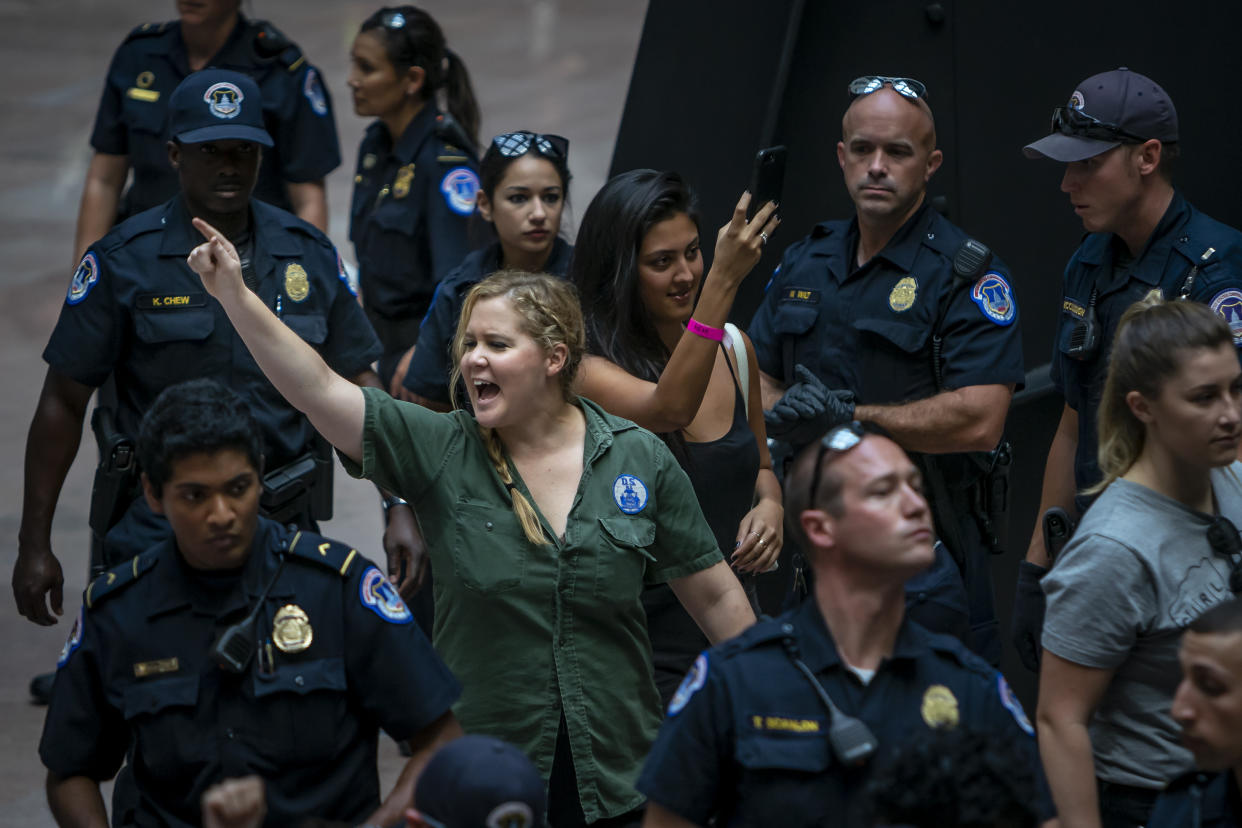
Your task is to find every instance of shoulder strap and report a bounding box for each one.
[286,529,360,577]
[724,322,749,418]
[85,552,158,609]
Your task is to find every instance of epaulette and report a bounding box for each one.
[285,530,359,577]
[85,552,158,610]
[718,616,789,657]
[124,22,168,42]
[251,20,305,72]
[433,112,477,162]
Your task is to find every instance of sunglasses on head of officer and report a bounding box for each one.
[848,75,929,102]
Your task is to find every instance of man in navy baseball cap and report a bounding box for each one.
[408,735,546,828]
[167,68,274,147]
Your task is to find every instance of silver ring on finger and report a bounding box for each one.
[758,538,767,547]
[759,231,769,246]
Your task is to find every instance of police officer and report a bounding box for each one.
[40,379,463,827]
[347,6,482,392]
[1014,68,1242,671]
[408,735,548,828]
[635,423,1050,828]
[749,75,1023,664]
[13,70,389,637]
[1149,597,1242,827]
[76,0,340,260]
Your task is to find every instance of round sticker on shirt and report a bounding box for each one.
[67,252,100,305]
[613,474,648,514]
[997,673,1034,735]
[359,566,413,624]
[57,606,85,668]
[302,67,328,116]
[668,652,709,716]
[440,166,480,216]
[971,272,1016,326]
[1210,289,1242,345]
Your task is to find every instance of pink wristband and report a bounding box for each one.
[686,318,724,342]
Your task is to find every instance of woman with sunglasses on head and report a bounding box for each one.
[348,5,481,394]
[571,169,780,705]
[185,227,758,826]
[1037,294,1242,828]
[402,131,573,410]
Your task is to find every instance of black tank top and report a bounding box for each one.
[644,345,760,706]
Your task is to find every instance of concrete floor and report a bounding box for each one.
[0,1,645,823]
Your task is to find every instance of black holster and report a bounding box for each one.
[260,435,333,526]
[88,407,139,578]
[915,442,1012,567]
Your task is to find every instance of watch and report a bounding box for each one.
[380,494,409,514]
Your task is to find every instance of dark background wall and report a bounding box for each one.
[610,0,1242,704]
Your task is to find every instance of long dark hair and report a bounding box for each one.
[569,169,700,383]
[360,6,480,147]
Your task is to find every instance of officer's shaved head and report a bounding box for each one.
[842,88,937,151]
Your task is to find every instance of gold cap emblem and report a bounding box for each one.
[284,263,309,302]
[272,604,313,653]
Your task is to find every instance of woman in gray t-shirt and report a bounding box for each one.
[1039,293,1242,828]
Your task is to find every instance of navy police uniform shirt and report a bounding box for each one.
[90,16,340,218]
[349,105,479,362]
[39,518,461,827]
[1050,190,1242,500]
[636,599,1052,827]
[44,197,381,469]
[1148,770,1242,828]
[403,237,574,404]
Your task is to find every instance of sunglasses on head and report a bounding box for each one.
[1207,515,1242,594]
[807,422,868,507]
[848,75,928,101]
[380,10,408,29]
[1050,106,1147,144]
[491,131,569,160]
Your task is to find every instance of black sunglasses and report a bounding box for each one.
[807,422,867,507]
[491,131,569,160]
[1050,106,1147,144]
[1207,515,1242,594]
[848,75,928,101]
[380,10,408,29]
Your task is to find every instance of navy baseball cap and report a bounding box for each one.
[1024,67,1178,162]
[414,736,546,828]
[168,69,273,147]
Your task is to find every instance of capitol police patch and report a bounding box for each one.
[440,166,479,216]
[67,252,100,305]
[997,674,1034,735]
[971,272,1016,326]
[302,67,328,116]
[668,653,709,716]
[336,252,358,297]
[1210,289,1242,345]
[613,474,648,514]
[360,566,413,624]
[204,81,243,119]
[57,606,85,668]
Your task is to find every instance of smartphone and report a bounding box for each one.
[748,145,786,219]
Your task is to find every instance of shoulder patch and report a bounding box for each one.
[1209,289,1242,346]
[302,66,328,116]
[359,565,413,624]
[67,253,101,305]
[85,553,157,609]
[997,673,1035,735]
[440,166,479,216]
[57,606,86,668]
[970,271,1016,326]
[125,21,167,41]
[668,652,709,716]
[336,252,358,297]
[286,530,360,577]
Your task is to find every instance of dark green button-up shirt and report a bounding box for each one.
[344,388,721,820]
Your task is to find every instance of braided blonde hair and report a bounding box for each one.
[449,270,586,544]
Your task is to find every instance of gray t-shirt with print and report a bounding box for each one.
[1042,463,1242,789]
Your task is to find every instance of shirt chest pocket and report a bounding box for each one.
[772,303,821,378]
[282,313,328,346]
[122,675,202,780]
[736,730,833,773]
[853,317,934,402]
[596,516,656,602]
[450,500,529,594]
[132,307,220,384]
[358,200,428,284]
[252,657,348,765]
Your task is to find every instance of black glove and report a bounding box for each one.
[764,364,856,445]
[1011,561,1049,673]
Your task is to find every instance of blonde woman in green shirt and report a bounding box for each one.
[186,220,757,826]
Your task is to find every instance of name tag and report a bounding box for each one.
[1062,299,1086,319]
[750,715,821,733]
[133,657,179,678]
[136,293,206,309]
[780,288,820,304]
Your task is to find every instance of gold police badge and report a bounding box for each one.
[272,604,313,653]
[284,263,309,302]
[393,164,415,199]
[921,684,960,729]
[889,276,917,312]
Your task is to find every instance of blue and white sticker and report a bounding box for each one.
[302,67,328,116]
[764,263,781,293]
[359,566,413,624]
[668,653,709,716]
[440,166,479,216]
[613,474,648,514]
[203,81,244,120]
[67,252,100,305]
[336,252,358,297]
[1210,289,1242,346]
[971,272,1016,326]
[57,606,85,668]
[997,673,1034,735]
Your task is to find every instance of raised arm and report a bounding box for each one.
[185,218,365,461]
[576,194,779,432]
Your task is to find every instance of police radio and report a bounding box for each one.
[210,554,288,674]
[780,628,878,766]
[1065,287,1101,361]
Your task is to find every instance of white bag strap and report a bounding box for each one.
[724,322,749,418]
